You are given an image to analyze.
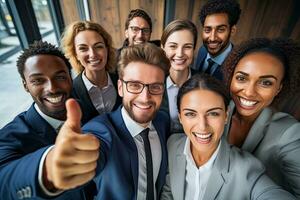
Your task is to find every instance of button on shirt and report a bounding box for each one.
[203,43,233,74]
[121,107,162,200]
[82,72,117,113]
[166,70,191,133]
[184,138,221,200]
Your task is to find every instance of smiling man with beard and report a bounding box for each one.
[0,41,95,199]
[193,0,241,80]
[45,43,170,200]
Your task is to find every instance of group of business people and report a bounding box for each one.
[1,0,300,199]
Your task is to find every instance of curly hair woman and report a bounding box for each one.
[222,37,300,198]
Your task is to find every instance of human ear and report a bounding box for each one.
[118,79,124,97]
[22,79,29,93]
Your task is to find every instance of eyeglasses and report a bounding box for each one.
[121,79,164,95]
[129,26,151,35]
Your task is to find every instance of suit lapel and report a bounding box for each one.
[25,104,57,144]
[203,140,229,200]
[110,107,139,196]
[173,153,186,200]
[242,108,273,152]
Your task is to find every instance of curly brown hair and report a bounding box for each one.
[222,37,300,106]
[60,21,116,74]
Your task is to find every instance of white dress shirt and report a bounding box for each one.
[82,71,117,113]
[183,138,221,200]
[121,107,162,200]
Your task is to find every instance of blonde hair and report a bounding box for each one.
[60,21,116,74]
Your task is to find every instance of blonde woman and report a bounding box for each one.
[61,21,121,124]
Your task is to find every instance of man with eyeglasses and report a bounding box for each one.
[117,9,160,60]
[46,43,171,200]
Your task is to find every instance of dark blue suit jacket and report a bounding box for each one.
[82,106,170,200]
[192,45,224,80]
[0,104,87,199]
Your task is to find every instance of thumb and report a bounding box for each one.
[65,98,82,133]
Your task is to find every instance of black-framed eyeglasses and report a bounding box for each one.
[121,79,164,95]
[129,26,151,35]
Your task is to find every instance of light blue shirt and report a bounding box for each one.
[203,43,233,74]
[166,69,191,133]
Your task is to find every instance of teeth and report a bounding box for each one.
[173,59,185,65]
[135,104,151,109]
[239,98,257,106]
[89,60,100,65]
[46,95,63,103]
[192,132,212,139]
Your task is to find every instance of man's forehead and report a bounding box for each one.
[204,13,230,26]
[129,17,150,27]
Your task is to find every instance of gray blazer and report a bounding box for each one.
[161,134,295,200]
[224,101,300,197]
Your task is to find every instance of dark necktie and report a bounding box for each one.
[140,128,154,200]
[204,58,215,74]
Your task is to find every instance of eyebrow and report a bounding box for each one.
[76,41,105,47]
[204,24,227,28]
[236,71,278,80]
[29,70,67,78]
[182,107,224,112]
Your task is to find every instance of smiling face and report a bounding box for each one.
[23,54,72,120]
[125,17,151,46]
[179,89,227,158]
[163,29,194,71]
[74,30,108,73]
[230,52,284,120]
[118,61,165,126]
[202,13,235,57]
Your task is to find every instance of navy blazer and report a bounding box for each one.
[72,72,122,125]
[82,106,169,200]
[0,104,86,199]
[192,45,224,80]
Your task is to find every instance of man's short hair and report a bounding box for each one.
[16,40,72,80]
[125,9,152,31]
[118,43,170,78]
[199,0,241,27]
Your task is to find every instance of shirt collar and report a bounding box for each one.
[121,106,153,137]
[166,69,192,89]
[183,137,221,169]
[82,71,113,91]
[34,103,64,131]
[207,43,232,65]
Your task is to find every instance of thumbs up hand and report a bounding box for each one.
[43,98,100,190]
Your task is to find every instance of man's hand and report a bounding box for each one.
[44,98,100,190]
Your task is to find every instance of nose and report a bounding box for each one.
[243,83,257,97]
[88,47,97,57]
[139,85,151,101]
[136,30,143,38]
[46,80,58,93]
[176,47,184,57]
[197,115,207,131]
[209,29,216,41]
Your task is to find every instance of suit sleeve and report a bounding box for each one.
[251,173,296,200]
[277,122,300,198]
